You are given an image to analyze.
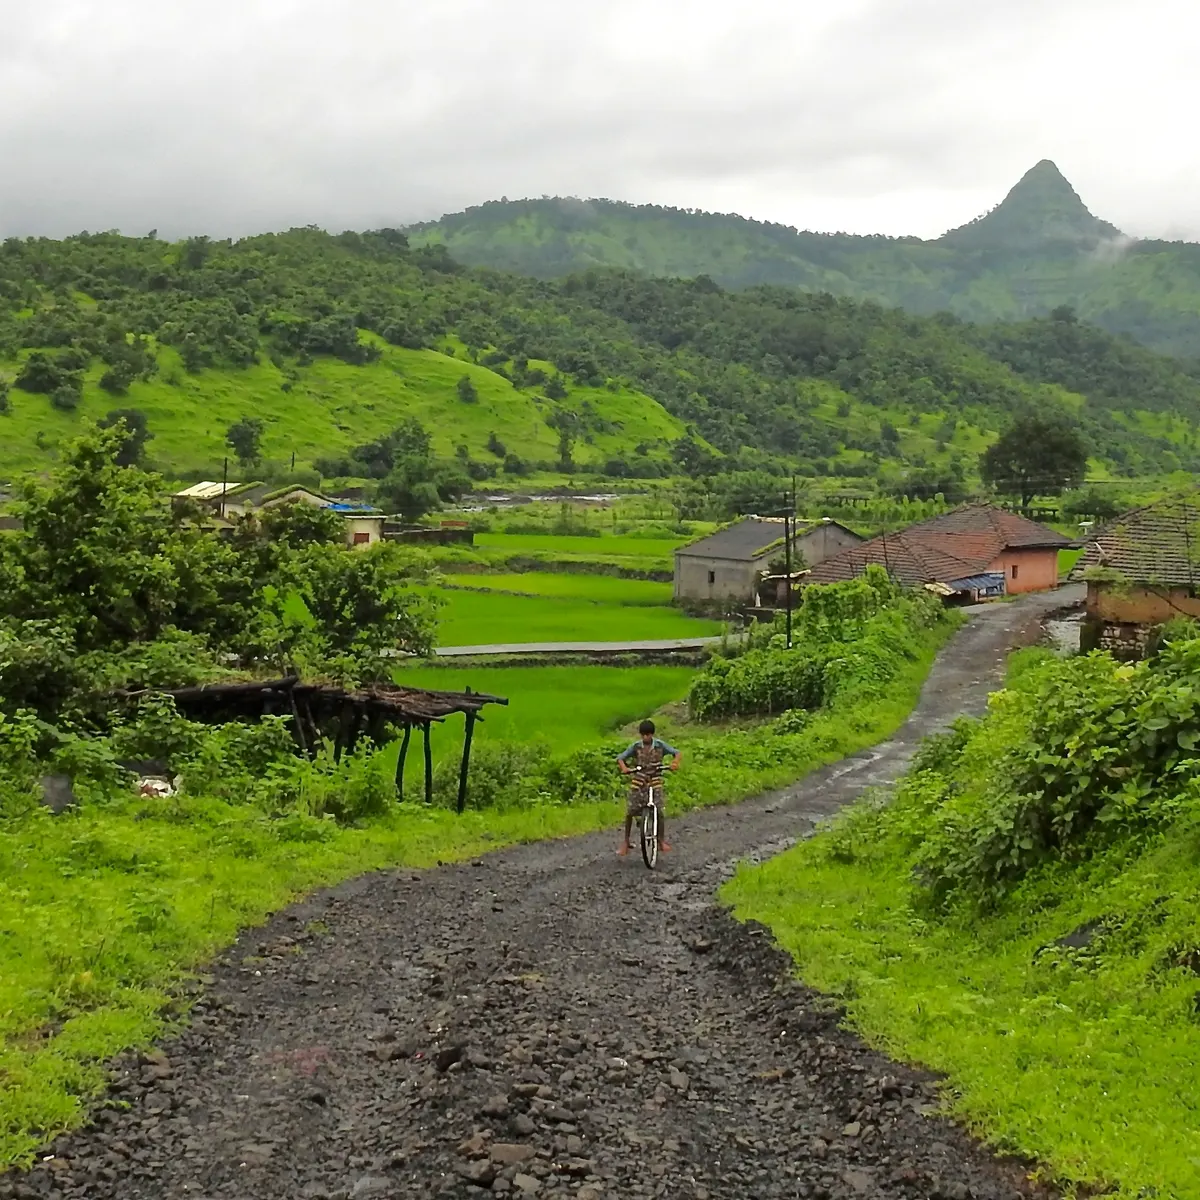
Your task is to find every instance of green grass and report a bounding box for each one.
[442,572,673,605]
[432,588,720,646]
[1058,547,1083,577]
[473,532,685,570]
[395,663,696,755]
[722,646,1200,1199]
[0,342,686,480]
[0,612,960,1167]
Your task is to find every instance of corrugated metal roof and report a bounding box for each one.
[1074,493,1200,587]
[946,572,1006,591]
[175,481,245,500]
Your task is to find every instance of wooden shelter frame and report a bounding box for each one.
[119,676,507,814]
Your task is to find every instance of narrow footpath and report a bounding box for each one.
[6,587,1081,1200]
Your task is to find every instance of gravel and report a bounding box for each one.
[1,589,1077,1199]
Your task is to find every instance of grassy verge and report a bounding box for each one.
[1,610,961,1167]
[724,645,1200,1199]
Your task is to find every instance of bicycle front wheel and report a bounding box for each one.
[641,797,658,869]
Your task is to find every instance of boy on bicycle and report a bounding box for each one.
[617,719,681,857]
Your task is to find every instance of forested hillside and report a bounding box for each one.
[3,226,1200,487]
[410,161,1200,359]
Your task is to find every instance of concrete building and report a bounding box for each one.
[673,517,862,605]
[807,504,1070,601]
[172,482,386,548]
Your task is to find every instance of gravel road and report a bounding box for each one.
[5,588,1080,1200]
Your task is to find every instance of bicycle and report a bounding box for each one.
[628,762,665,870]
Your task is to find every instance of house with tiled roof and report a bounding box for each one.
[806,504,1071,601]
[673,516,862,604]
[1073,493,1200,658]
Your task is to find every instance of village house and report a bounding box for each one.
[673,517,862,605]
[172,481,386,547]
[806,504,1070,602]
[1073,494,1200,659]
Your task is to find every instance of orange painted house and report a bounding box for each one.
[805,505,1070,600]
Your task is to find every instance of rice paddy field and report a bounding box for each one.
[396,663,695,755]
[441,573,673,605]
[471,532,685,571]
[431,585,721,647]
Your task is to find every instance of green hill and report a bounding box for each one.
[409,161,1200,359]
[3,227,1200,490]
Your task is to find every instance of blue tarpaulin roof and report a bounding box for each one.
[946,572,1005,591]
[326,502,381,513]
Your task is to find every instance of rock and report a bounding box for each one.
[456,1160,496,1186]
[39,774,78,815]
[509,1115,536,1137]
[435,1043,466,1072]
[512,1174,540,1195]
[843,1170,873,1194]
[457,1133,487,1158]
[668,1069,689,1092]
[481,1095,510,1118]
[842,1121,862,1138]
[489,1144,534,1166]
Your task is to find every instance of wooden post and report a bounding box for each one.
[334,700,355,763]
[287,687,309,758]
[395,723,412,800]
[423,721,433,805]
[457,711,477,815]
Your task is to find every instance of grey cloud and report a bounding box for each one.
[0,0,1195,240]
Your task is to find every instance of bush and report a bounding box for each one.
[688,570,942,721]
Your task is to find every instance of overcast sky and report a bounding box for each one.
[2,0,1197,242]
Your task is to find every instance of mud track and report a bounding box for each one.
[5,588,1080,1200]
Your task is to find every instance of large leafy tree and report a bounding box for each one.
[226,416,265,467]
[980,413,1088,508]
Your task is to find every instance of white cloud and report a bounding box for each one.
[0,0,1196,239]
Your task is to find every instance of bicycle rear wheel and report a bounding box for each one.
[641,795,658,869]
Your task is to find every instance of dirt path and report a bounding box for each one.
[6,588,1079,1200]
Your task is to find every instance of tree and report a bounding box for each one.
[226,416,265,467]
[99,408,153,467]
[544,374,568,401]
[486,431,506,458]
[255,500,345,548]
[0,377,9,415]
[980,413,1087,508]
[456,375,478,403]
[1,426,183,649]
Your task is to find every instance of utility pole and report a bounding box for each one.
[220,456,228,520]
[784,478,794,651]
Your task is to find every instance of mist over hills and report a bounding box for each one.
[409,161,1200,358]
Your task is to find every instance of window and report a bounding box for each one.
[707,570,716,585]
[353,531,371,545]
[1010,564,1019,580]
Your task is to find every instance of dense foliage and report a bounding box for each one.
[3,224,1200,485]
[410,162,1200,358]
[0,425,437,717]
[687,567,945,720]
[863,637,1200,909]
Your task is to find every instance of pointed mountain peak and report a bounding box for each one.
[940,160,1123,251]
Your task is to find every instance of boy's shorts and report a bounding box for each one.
[627,784,665,817]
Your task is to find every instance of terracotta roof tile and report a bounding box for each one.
[806,505,1067,588]
[1074,494,1200,587]
[903,504,1071,548]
